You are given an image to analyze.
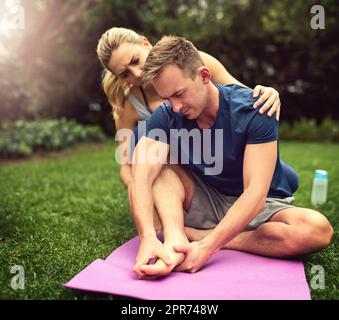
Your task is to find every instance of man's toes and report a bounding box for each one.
[140,262,168,276]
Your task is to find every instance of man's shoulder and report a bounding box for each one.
[146,101,182,131]
[217,84,278,142]
[218,84,256,109]
[217,84,258,128]
[154,101,185,122]
[149,101,172,119]
[218,83,253,94]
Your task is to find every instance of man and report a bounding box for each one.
[128,36,333,279]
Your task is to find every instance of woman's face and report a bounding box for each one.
[108,40,152,87]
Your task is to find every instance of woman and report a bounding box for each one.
[96,27,295,190]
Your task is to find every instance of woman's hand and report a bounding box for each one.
[253,85,281,121]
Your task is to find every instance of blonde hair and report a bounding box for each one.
[97,27,143,119]
[142,36,204,86]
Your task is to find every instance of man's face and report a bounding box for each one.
[152,65,209,120]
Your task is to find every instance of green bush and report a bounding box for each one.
[279,118,339,143]
[0,119,107,158]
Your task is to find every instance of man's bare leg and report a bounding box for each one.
[184,208,333,258]
[141,165,195,277]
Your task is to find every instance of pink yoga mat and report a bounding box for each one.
[64,236,311,300]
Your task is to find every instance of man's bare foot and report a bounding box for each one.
[184,227,213,242]
[140,237,189,278]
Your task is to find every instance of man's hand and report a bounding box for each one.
[133,236,172,279]
[172,239,215,273]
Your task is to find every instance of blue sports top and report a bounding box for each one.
[137,84,293,198]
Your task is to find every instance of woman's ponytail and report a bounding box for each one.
[101,69,129,119]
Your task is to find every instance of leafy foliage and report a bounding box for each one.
[0,119,106,158]
[0,0,338,130]
[279,118,339,142]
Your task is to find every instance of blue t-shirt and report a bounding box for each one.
[135,84,293,198]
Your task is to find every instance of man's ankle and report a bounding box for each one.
[163,230,188,243]
[164,234,189,244]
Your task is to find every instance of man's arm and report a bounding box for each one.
[174,141,277,273]
[206,141,277,251]
[130,136,173,278]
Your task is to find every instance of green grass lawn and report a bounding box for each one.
[0,141,338,300]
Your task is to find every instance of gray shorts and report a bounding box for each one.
[184,172,295,231]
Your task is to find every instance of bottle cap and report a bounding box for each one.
[314,170,328,180]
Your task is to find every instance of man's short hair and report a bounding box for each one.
[142,36,204,86]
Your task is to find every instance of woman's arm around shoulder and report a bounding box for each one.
[199,50,244,86]
[199,50,281,120]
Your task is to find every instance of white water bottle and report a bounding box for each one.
[311,170,328,206]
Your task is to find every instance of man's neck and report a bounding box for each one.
[196,83,220,129]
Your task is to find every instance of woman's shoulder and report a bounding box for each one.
[129,86,144,103]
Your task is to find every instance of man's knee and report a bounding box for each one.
[153,165,183,188]
[269,208,334,254]
[152,165,185,201]
[308,210,334,249]
[152,165,194,209]
[291,209,334,252]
